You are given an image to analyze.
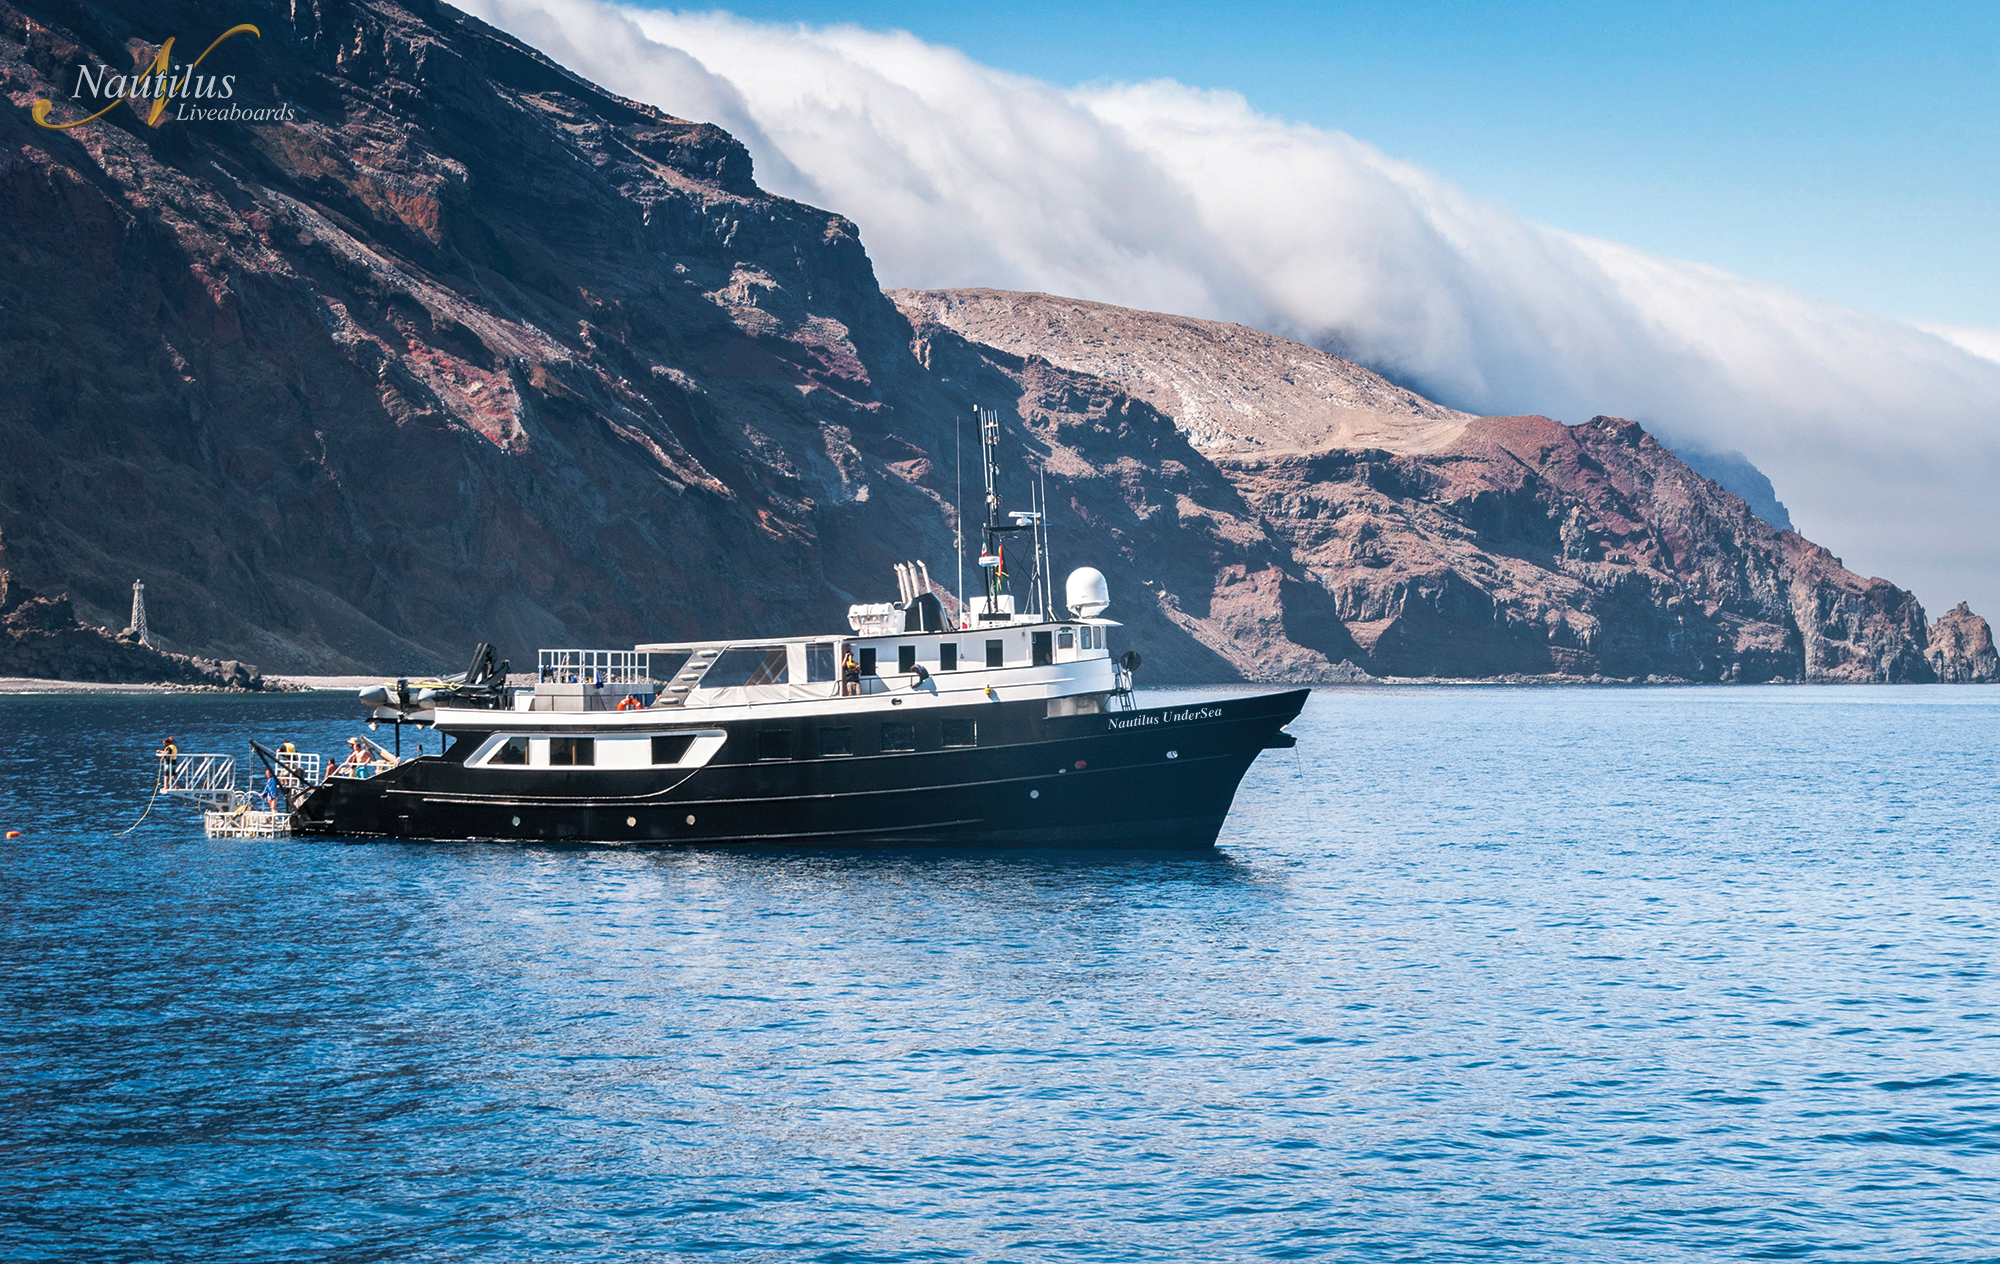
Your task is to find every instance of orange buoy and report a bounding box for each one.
[4,830,19,839]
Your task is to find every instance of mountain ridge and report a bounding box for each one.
[0,0,1985,684]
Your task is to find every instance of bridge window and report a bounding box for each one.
[819,726,853,757]
[758,730,792,760]
[1057,628,1074,649]
[806,642,837,682]
[651,735,695,765]
[491,736,529,765]
[942,719,976,747]
[859,648,877,676]
[550,736,594,766]
[985,639,1004,668]
[705,645,790,687]
[879,722,915,752]
[1032,631,1053,666]
[898,645,917,674]
[940,643,957,671]
[1080,626,1094,650]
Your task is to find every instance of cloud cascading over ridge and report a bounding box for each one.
[462,0,2000,615]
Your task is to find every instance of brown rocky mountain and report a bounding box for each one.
[899,290,1946,683]
[891,288,1472,456]
[0,0,1973,683]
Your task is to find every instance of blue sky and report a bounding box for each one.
[648,0,2000,328]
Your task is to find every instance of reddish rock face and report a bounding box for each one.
[1927,603,1999,683]
[0,0,1957,682]
[1239,412,1937,683]
[1,0,941,673]
[902,299,1944,683]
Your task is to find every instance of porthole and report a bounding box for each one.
[511,816,521,826]
[626,816,637,827]
[1166,750,1178,760]
[685,814,696,825]
[1029,789,1040,799]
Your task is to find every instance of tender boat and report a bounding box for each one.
[283,412,1305,847]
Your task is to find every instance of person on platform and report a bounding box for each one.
[340,738,370,778]
[841,648,861,697]
[157,736,179,788]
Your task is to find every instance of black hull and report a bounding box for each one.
[291,690,1307,849]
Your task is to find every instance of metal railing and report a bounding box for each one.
[537,649,651,685]
[276,752,321,787]
[204,794,290,838]
[156,753,238,808]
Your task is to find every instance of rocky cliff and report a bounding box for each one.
[0,0,1971,683]
[2,0,954,672]
[899,291,1945,682]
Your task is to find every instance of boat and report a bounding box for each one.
[282,410,1306,847]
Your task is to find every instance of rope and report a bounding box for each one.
[113,780,163,838]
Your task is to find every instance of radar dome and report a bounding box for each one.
[1065,567,1110,619]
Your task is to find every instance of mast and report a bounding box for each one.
[1038,467,1053,618]
[954,414,965,629]
[978,405,1003,614]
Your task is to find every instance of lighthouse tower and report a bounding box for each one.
[129,579,151,647]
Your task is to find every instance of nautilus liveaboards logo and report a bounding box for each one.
[31,23,293,130]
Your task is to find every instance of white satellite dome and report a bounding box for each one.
[1064,567,1110,619]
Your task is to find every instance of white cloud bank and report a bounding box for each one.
[463,0,2000,616]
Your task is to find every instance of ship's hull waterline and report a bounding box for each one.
[292,691,1307,848]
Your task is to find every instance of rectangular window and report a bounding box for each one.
[651,734,695,765]
[939,643,957,672]
[1080,626,1094,650]
[986,639,1004,668]
[898,645,917,674]
[819,726,853,756]
[758,729,792,760]
[549,736,594,766]
[806,642,837,683]
[941,718,976,748]
[1057,628,1075,649]
[490,736,529,765]
[879,722,915,752]
[1032,631,1053,666]
[703,645,790,687]
[859,648,878,676]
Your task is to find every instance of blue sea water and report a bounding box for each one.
[1,684,1997,1262]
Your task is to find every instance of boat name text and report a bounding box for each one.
[1107,705,1222,731]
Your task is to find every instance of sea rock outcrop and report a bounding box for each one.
[1925,603,1999,683]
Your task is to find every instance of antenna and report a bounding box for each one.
[978,405,1004,615]
[955,414,965,629]
[1029,468,1045,618]
[1038,466,1053,618]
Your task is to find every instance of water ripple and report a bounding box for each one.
[2,686,1998,1261]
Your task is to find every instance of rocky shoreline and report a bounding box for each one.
[0,572,263,690]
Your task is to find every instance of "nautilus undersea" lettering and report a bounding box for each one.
[1107,705,1223,731]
